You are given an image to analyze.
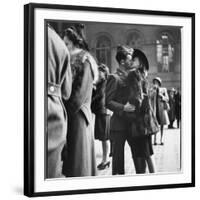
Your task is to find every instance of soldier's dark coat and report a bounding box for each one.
[105,68,134,174]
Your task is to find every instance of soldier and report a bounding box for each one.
[47,25,72,178]
[105,45,146,174]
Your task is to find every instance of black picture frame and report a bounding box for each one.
[24,3,195,197]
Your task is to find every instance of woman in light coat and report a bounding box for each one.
[61,24,98,177]
[150,77,169,145]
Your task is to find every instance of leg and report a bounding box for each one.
[112,132,126,175]
[177,118,180,128]
[154,134,157,145]
[102,140,110,163]
[133,157,146,174]
[97,140,110,170]
[160,125,164,144]
[127,138,147,174]
[169,120,173,128]
[146,155,156,173]
[172,119,175,128]
[109,140,113,157]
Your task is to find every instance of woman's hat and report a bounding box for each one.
[153,77,162,86]
[132,49,149,71]
[132,49,149,70]
[170,87,176,92]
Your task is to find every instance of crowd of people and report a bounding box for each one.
[47,23,181,179]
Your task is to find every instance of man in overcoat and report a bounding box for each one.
[105,45,146,175]
[168,88,176,129]
[174,88,181,128]
[47,25,72,178]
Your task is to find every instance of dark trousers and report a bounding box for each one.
[169,120,175,128]
[111,130,134,175]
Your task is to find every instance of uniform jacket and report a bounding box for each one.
[105,68,130,131]
[47,26,72,151]
[47,26,72,178]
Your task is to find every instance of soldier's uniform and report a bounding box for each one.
[47,25,72,178]
[106,68,134,174]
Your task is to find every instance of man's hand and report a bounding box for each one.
[123,102,136,112]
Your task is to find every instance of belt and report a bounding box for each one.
[48,82,61,98]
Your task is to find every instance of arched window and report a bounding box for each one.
[156,32,175,72]
[126,31,144,49]
[95,35,112,68]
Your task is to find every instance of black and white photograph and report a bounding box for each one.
[46,20,182,178]
[23,3,195,197]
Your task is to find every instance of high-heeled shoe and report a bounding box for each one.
[97,161,110,170]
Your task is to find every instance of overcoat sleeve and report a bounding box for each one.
[105,75,124,113]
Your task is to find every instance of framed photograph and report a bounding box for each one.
[24,3,195,197]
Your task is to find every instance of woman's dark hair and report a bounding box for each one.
[63,23,89,51]
[98,63,109,79]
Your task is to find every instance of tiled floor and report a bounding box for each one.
[95,127,181,176]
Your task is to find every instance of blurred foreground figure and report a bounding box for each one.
[47,25,72,178]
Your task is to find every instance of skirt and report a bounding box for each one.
[131,136,153,158]
[94,114,110,141]
[62,111,97,177]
